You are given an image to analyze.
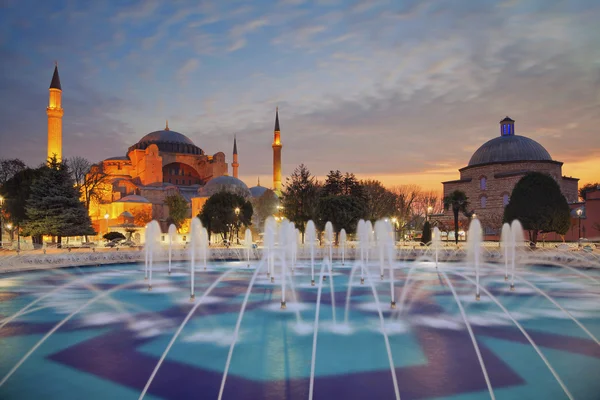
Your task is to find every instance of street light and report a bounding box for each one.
[391,217,398,243]
[0,195,4,249]
[576,208,583,240]
[234,207,240,244]
[427,206,433,222]
[104,213,110,236]
[5,223,13,246]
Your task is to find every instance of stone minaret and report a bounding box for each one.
[272,107,282,194]
[232,136,239,178]
[47,63,64,162]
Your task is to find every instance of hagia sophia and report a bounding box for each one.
[44,65,596,243]
[46,65,282,240]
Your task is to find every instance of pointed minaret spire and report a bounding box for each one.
[47,63,64,162]
[165,120,170,131]
[274,106,280,132]
[50,63,62,90]
[232,135,239,178]
[272,107,282,195]
[258,177,261,186]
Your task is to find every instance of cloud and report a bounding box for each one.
[227,18,269,52]
[176,58,200,84]
[1,0,599,191]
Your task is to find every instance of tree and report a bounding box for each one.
[164,194,189,230]
[66,157,110,211]
[361,179,396,222]
[323,170,344,196]
[281,164,321,240]
[317,195,365,239]
[103,231,126,241]
[421,220,432,245]
[444,190,469,244]
[0,167,43,228]
[198,191,252,243]
[253,189,279,228]
[0,159,26,186]
[504,172,571,245]
[131,207,153,226]
[22,157,95,243]
[579,182,599,201]
[391,184,421,240]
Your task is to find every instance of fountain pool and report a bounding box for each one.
[1,258,599,400]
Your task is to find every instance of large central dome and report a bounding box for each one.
[468,135,552,167]
[137,129,195,146]
[128,124,203,155]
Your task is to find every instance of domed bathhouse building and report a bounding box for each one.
[439,117,579,239]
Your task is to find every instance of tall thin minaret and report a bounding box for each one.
[232,135,239,178]
[272,107,282,194]
[47,63,64,162]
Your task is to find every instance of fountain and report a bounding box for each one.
[264,216,276,280]
[167,224,176,275]
[1,216,599,400]
[325,221,334,264]
[244,228,252,267]
[501,222,511,280]
[432,226,441,268]
[357,219,367,284]
[306,220,316,286]
[340,228,347,265]
[466,218,483,300]
[510,219,525,291]
[189,217,203,300]
[144,220,161,291]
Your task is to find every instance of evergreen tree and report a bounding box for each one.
[421,220,432,245]
[323,170,344,196]
[281,164,321,240]
[504,172,571,245]
[317,195,365,239]
[22,157,95,243]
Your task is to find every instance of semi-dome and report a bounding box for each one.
[249,185,268,198]
[468,135,552,167]
[198,175,251,198]
[128,124,203,155]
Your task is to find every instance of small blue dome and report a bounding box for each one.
[198,175,250,198]
[468,135,552,167]
[249,185,268,198]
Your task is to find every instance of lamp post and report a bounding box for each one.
[5,223,13,247]
[0,195,4,249]
[104,213,110,236]
[427,206,433,222]
[576,208,582,241]
[391,217,398,243]
[235,207,240,244]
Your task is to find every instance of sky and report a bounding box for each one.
[0,0,599,191]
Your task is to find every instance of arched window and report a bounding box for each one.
[503,193,509,206]
[480,196,487,208]
[480,177,487,190]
